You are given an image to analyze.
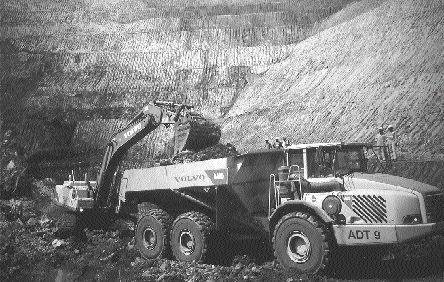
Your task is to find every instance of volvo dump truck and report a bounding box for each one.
[121,142,443,274]
[54,108,444,274]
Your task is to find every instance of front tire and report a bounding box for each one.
[135,208,172,259]
[170,211,215,263]
[273,212,331,274]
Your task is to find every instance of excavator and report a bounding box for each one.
[53,101,220,222]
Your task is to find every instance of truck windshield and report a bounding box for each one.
[334,147,367,176]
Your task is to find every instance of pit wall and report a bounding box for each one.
[1,0,357,162]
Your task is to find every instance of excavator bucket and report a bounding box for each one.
[173,113,221,154]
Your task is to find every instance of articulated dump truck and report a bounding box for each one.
[54,103,444,274]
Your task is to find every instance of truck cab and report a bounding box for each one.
[271,142,444,229]
[266,142,444,273]
[271,142,368,204]
[284,142,367,180]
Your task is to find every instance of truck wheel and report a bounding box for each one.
[170,211,215,263]
[136,208,172,259]
[273,212,331,274]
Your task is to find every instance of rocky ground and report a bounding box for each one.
[0,176,443,282]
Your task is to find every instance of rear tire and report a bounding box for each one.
[135,208,172,259]
[273,212,331,274]
[170,211,215,263]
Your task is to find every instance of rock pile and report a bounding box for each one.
[1,130,28,197]
[157,143,238,166]
[0,189,137,281]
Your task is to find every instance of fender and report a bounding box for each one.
[269,200,333,235]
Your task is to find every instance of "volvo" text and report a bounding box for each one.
[124,123,142,139]
[174,175,205,182]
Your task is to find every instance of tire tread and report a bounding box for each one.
[171,211,215,262]
[272,211,331,273]
[136,207,172,259]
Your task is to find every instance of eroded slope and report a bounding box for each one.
[222,0,444,160]
[1,0,355,162]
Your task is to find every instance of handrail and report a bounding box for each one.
[370,145,392,171]
[289,165,303,199]
[268,174,275,218]
[274,175,279,209]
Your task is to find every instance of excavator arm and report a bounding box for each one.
[95,101,192,208]
[53,100,220,211]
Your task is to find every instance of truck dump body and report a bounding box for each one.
[119,150,286,236]
[119,157,231,195]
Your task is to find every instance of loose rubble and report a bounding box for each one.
[1,129,28,197]
[0,190,293,281]
[1,179,443,281]
[158,143,239,166]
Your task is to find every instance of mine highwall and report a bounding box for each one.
[1,0,358,167]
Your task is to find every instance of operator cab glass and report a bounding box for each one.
[286,144,368,178]
[311,147,335,177]
[287,150,304,169]
[334,146,367,176]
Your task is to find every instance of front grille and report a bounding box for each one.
[424,192,444,223]
[352,195,387,223]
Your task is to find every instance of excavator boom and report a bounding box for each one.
[96,102,191,208]
[54,100,221,211]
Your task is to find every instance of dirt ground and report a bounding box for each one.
[0,179,443,282]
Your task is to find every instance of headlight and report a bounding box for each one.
[403,214,422,224]
[322,195,342,216]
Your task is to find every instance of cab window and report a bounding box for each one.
[308,148,335,177]
[307,149,320,177]
[316,148,334,176]
[334,147,366,175]
[288,150,304,172]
